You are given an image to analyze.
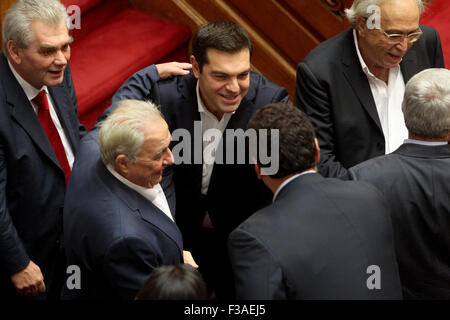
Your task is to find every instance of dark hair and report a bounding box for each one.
[247,103,317,178]
[135,264,208,300]
[192,21,253,72]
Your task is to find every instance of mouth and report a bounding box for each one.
[387,52,403,62]
[219,93,240,105]
[48,69,64,77]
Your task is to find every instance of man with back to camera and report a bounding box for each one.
[228,102,402,299]
[349,68,450,299]
[99,21,290,299]
[0,0,85,299]
[294,0,444,178]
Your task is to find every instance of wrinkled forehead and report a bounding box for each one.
[379,0,420,31]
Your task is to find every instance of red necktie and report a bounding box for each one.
[33,90,71,185]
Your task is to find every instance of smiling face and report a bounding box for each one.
[356,0,420,75]
[120,118,174,189]
[8,19,72,89]
[192,48,251,120]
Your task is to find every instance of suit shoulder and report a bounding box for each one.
[301,29,351,66]
[248,71,289,104]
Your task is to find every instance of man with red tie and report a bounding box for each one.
[0,0,85,299]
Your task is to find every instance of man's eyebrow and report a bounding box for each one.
[40,36,74,50]
[211,68,251,76]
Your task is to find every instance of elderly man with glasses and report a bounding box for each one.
[294,0,444,178]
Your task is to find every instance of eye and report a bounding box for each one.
[387,34,403,41]
[238,73,249,79]
[61,44,70,51]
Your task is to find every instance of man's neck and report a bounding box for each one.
[408,133,449,143]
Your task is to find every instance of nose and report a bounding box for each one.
[54,49,68,66]
[225,77,239,93]
[395,37,409,53]
[164,148,174,166]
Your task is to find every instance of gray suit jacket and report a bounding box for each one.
[349,143,450,299]
[228,172,402,299]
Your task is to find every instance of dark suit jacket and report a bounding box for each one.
[349,143,450,299]
[294,26,445,178]
[228,172,403,299]
[103,65,290,246]
[62,131,183,300]
[0,52,85,297]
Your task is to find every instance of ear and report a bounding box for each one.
[355,17,366,38]
[7,40,22,64]
[254,162,262,180]
[191,55,200,79]
[314,138,320,164]
[401,100,405,113]
[115,154,129,174]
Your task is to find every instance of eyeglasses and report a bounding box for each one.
[379,27,423,45]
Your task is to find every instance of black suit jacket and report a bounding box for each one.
[62,131,183,300]
[349,143,450,299]
[0,52,85,297]
[294,26,444,177]
[228,172,403,299]
[103,65,290,246]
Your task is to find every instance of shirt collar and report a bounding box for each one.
[273,170,315,202]
[7,58,48,101]
[404,139,448,146]
[106,164,162,201]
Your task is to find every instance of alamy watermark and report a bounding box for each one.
[66,5,81,30]
[171,121,280,175]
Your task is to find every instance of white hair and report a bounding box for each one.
[403,68,450,139]
[2,0,70,54]
[345,0,425,27]
[98,100,164,166]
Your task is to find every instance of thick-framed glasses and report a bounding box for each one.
[380,27,423,45]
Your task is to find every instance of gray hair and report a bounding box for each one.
[98,100,163,167]
[345,0,425,27]
[2,0,69,54]
[403,68,450,139]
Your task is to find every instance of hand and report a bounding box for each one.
[156,62,192,80]
[183,250,199,269]
[10,261,46,296]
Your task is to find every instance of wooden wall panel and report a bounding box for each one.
[129,0,355,99]
[0,0,16,47]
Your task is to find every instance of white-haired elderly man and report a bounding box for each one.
[349,68,450,299]
[62,100,197,300]
[0,0,85,299]
[294,0,444,178]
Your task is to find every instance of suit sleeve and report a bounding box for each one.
[294,62,348,178]
[0,140,30,274]
[228,228,285,300]
[97,64,160,123]
[103,236,160,300]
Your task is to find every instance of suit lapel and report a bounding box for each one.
[341,30,382,132]
[1,54,61,169]
[48,84,78,151]
[100,164,183,254]
[400,47,417,83]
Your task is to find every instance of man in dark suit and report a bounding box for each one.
[101,21,289,299]
[228,103,402,300]
[294,0,444,177]
[349,68,450,299]
[0,0,85,299]
[62,100,185,300]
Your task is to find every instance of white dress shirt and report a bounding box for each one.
[106,164,174,222]
[273,170,315,202]
[8,60,75,168]
[196,82,233,195]
[404,139,448,146]
[353,30,408,154]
